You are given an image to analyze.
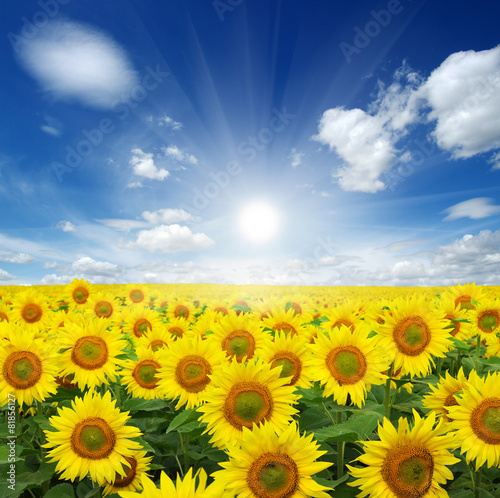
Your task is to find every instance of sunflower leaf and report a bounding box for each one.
[166,408,201,433]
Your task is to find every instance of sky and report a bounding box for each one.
[1,0,500,287]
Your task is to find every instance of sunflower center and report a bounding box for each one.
[3,351,42,389]
[471,398,500,444]
[290,302,302,315]
[222,329,256,362]
[271,352,302,386]
[444,314,460,337]
[71,417,115,459]
[149,339,167,352]
[113,456,138,488]
[272,322,297,337]
[0,312,9,322]
[94,301,113,318]
[224,382,273,429]
[332,318,354,331]
[393,316,431,356]
[247,452,299,498]
[133,360,160,389]
[73,287,89,304]
[381,444,434,498]
[55,373,77,390]
[130,290,144,303]
[22,303,43,323]
[71,336,108,370]
[174,305,189,319]
[454,295,474,310]
[478,311,499,332]
[133,319,152,338]
[175,355,212,393]
[214,306,229,315]
[168,327,184,339]
[326,346,367,385]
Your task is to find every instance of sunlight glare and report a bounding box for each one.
[238,201,280,243]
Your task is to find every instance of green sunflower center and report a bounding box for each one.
[234,392,266,422]
[175,355,212,393]
[274,358,294,378]
[271,353,302,386]
[3,351,42,389]
[478,311,499,332]
[272,322,297,336]
[73,287,89,304]
[185,364,203,380]
[71,336,108,370]
[22,303,42,323]
[455,295,474,310]
[471,398,500,444]
[13,358,34,381]
[81,426,108,452]
[133,360,160,389]
[222,330,256,362]
[72,417,116,459]
[224,382,273,429]
[174,305,189,318]
[133,318,152,338]
[130,290,144,302]
[95,301,113,318]
[393,316,431,356]
[326,346,367,385]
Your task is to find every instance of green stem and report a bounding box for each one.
[322,402,336,426]
[384,364,393,419]
[337,412,344,480]
[183,434,190,474]
[475,335,482,362]
[436,357,443,378]
[474,466,482,498]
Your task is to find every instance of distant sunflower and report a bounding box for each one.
[88,291,120,320]
[65,278,93,310]
[166,298,196,322]
[0,324,58,407]
[136,327,171,352]
[348,410,459,497]
[324,300,364,333]
[124,284,150,307]
[58,317,127,389]
[11,289,50,332]
[198,358,299,449]
[436,300,473,343]
[188,311,218,338]
[375,297,451,378]
[157,334,225,409]
[121,305,163,340]
[469,299,500,341]
[444,282,486,311]
[44,390,143,484]
[308,324,389,408]
[102,450,152,496]
[166,317,192,340]
[121,346,163,400]
[448,371,500,469]
[261,307,313,340]
[212,422,332,498]
[0,302,13,324]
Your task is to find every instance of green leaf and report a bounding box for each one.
[312,414,380,443]
[44,483,76,498]
[166,408,201,433]
[121,398,169,412]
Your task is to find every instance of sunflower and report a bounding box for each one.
[11,289,50,332]
[205,298,233,317]
[348,410,459,498]
[87,291,120,320]
[261,307,313,340]
[157,334,226,409]
[0,324,58,407]
[166,317,192,340]
[448,371,500,469]
[44,390,143,483]
[375,297,451,378]
[308,323,389,408]
[124,284,150,307]
[278,292,317,323]
[166,298,196,322]
[65,278,93,310]
[436,300,473,343]
[211,311,269,363]
[443,282,486,311]
[58,317,127,389]
[188,311,218,338]
[324,300,365,333]
[136,327,171,352]
[0,302,13,324]
[121,305,163,340]
[118,468,225,498]
[255,331,314,389]
[469,299,500,341]
[102,450,152,496]
[198,358,299,449]
[212,422,332,498]
[121,346,163,400]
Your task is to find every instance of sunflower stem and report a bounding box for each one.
[322,402,336,426]
[474,466,482,498]
[384,364,393,419]
[475,334,481,368]
[336,411,345,480]
[435,357,443,378]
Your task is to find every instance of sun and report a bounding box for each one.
[238,201,280,243]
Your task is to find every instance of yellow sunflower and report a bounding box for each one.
[0,302,13,324]
[375,296,451,378]
[121,305,163,340]
[44,390,143,483]
[121,346,163,400]
[157,334,226,409]
[211,311,269,363]
[198,358,299,449]
[188,311,218,338]
[308,323,389,408]
[324,300,364,333]
[212,421,332,498]
[58,317,127,389]
[102,450,152,496]
[348,410,459,497]
[448,371,500,469]
[255,331,314,389]
[166,298,196,322]
[469,299,500,341]
[436,300,473,343]
[11,289,50,332]
[0,324,58,407]
[261,307,314,341]
[123,284,150,307]
[166,317,192,340]
[65,278,93,310]
[87,291,121,320]
[136,327,171,352]
[443,282,486,311]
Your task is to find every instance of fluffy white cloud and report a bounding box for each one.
[127,181,144,189]
[57,220,76,232]
[421,46,500,158]
[0,268,15,281]
[133,225,214,253]
[130,149,170,181]
[0,251,33,264]
[70,256,123,278]
[162,145,198,165]
[16,19,139,109]
[158,115,182,130]
[289,148,304,168]
[141,208,200,224]
[442,198,500,221]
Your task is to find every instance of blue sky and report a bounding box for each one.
[1,0,500,286]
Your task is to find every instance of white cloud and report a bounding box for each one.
[0,251,33,264]
[94,219,149,232]
[489,152,500,170]
[421,46,500,158]
[57,220,76,232]
[126,181,144,189]
[0,269,16,281]
[158,115,182,130]
[162,145,198,165]
[40,125,61,136]
[130,149,170,181]
[141,208,200,224]
[133,224,215,253]
[16,19,139,109]
[442,198,500,221]
[289,148,304,167]
[49,256,124,282]
[43,261,58,269]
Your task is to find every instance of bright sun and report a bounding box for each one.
[238,201,280,243]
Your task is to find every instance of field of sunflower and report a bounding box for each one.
[1,280,500,497]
